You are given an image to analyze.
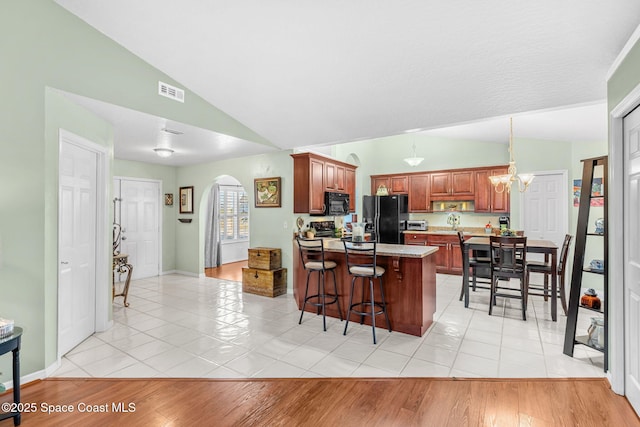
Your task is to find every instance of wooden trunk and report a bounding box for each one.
[248,247,282,270]
[242,267,287,297]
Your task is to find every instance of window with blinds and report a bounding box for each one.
[219,186,249,241]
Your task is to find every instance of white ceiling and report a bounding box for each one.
[54,1,639,165]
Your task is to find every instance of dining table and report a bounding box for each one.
[462,236,559,321]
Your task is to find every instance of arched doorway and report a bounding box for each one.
[203,175,249,281]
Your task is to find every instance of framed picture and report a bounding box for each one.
[573,179,604,207]
[179,186,194,213]
[254,177,281,207]
[164,193,174,206]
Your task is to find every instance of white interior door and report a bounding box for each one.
[58,139,97,356]
[521,172,568,260]
[624,106,640,413]
[115,178,160,279]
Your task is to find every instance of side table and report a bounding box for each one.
[0,327,23,426]
[113,254,133,307]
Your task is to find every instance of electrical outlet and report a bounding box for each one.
[283,221,287,229]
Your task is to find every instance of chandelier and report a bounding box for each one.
[403,143,424,167]
[488,117,534,193]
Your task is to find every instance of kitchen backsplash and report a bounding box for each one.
[409,213,504,229]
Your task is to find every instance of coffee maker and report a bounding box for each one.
[498,216,510,231]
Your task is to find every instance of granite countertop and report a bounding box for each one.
[322,239,438,258]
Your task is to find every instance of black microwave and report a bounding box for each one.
[324,192,350,216]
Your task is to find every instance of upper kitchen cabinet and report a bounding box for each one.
[291,152,357,214]
[370,174,408,195]
[474,167,510,213]
[408,174,430,212]
[345,168,356,212]
[325,162,345,191]
[430,170,475,200]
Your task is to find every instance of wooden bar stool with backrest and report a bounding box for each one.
[525,234,573,315]
[489,235,528,320]
[296,237,343,331]
[457,231,491,301]
[342,240,391,344]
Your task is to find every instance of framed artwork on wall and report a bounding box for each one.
[179,186,194,213]
[254,177,281,207]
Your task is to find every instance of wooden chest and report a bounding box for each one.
[242,267,287,297]
[248,247,282,270]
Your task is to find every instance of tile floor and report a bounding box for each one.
[52,273,605,379]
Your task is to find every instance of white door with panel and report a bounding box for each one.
[58,140,97,356]
[521,172,568,261]
[114,178,160,279]
[624,105,640,413]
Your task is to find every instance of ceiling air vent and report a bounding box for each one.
[158,81,185,103]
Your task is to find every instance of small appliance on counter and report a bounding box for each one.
[406,220,428,231]
[309,220,336,237]
[499,216,510,231]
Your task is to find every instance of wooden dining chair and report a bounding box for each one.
[457,231,491,301]
[525,234,573,315]
[489,236,528,320]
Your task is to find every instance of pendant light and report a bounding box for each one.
[489,117,534,193]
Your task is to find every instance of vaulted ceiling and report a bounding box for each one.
[55,1,640,165]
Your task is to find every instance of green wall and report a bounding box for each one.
[0,0,269,381]
[175,151,295,278]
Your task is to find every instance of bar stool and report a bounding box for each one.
[296,237,343,331]
[489,235,528,320]
[457,231,491,301]
[342,240,391,344]
[526,234,573,315]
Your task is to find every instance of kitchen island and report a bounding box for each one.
[293,239,439,337]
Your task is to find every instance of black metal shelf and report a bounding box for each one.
[579,304,604,314]
[563,156,608,372]
[583,268,605,275]
[575,335,605,353]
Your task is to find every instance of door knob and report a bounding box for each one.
[122,236,127,241]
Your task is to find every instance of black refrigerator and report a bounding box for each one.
[362,194,408,244]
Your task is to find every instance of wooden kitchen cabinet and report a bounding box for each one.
[430,170,474,199]
[408,174,430,212]
[404,232,429,246]
[474,167,510,213]
[404,232,465,275]
[371,174,408,195]
[345,167,356,212]
[390,176,408,193]
[325,163,346,191]
[371,176,390,195]
[291,152,357,214]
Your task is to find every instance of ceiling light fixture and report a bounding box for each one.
[404,143,424,167]
[488,117,534,193]
[153,147,174,158]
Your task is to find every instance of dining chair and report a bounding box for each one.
[457,231,491,301]
[296,237,343,331]
[525,234,573,315]
[342,240,391,344]
[489,235,528,320]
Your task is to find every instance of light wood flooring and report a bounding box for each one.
[204,260,246,282]
[2,377,638,426]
